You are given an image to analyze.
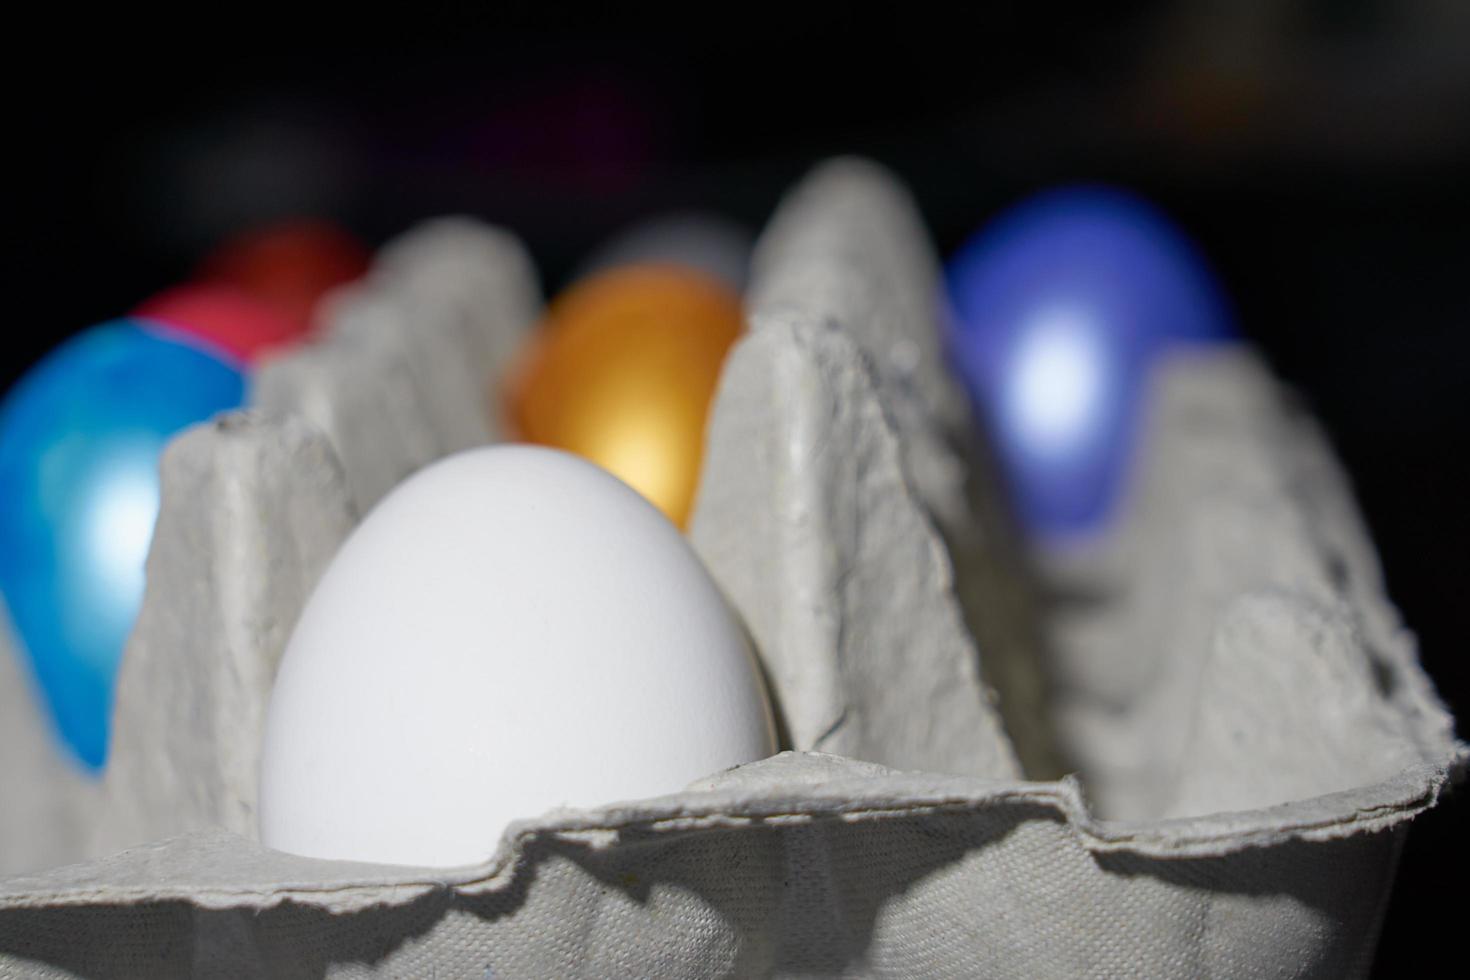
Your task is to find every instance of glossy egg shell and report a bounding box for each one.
[0,321,245,769]
[504,265,744,528]
[945,185,1235,543]
[198,219,370,333]
[134,282,305,365]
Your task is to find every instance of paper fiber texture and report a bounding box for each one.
[689,314,1021,780]
[0,164,1464,979]
[95,414,358,858]
[97,218,542,861]
[0,611,101,877]
[738,158,1062,778]
[1,218,542,878]
[1040,348,1463,825]
[0,752,1415,978]
[252,218,539,515]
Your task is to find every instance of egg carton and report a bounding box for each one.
[0,159,1462,978]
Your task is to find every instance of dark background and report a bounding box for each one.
[7,5,1466,973]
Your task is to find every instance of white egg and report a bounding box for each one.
[258,445,775,867]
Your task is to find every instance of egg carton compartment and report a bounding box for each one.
[0,218,540,874]
[0,159,1463,978]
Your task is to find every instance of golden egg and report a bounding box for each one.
[503,264,745,528]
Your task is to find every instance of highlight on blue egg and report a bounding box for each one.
[945,185,1236,546]
[0,321,245,771]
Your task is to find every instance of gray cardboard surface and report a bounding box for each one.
[0,753,1423,978]
[0,612,101,877]
[0,166,1462,979]
[743,158,1061,778]
[252,218,539,515]
[1041,349,1462,824]
[96,414,358,859]
[689,313,1021,780]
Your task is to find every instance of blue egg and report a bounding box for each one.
[0,321,244,771]
[945,186,1235,545]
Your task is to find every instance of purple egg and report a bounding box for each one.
[946,185,1236,545]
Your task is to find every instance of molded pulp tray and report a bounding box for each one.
[0,159,1462,979]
